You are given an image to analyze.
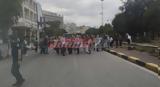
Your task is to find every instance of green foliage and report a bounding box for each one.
[85,28,99,35]
[85,23,114,36]
[45,21,67,37]
[0,0,22,40]
[112,13,127,33]
[98,24,114,36]
[112,0,160,34]
[143,0,160,32]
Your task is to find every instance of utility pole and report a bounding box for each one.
[100,0,104,26]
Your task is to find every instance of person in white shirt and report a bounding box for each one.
[109,36,114,48]
[95,35,102,52]
[126,33,132,45]
[60,36,66,56]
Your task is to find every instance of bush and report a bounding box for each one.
[135,37,151,43]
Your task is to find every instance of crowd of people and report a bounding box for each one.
[39,34,132,56]
[8,32,132,86]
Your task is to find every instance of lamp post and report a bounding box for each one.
[100,0,104,26]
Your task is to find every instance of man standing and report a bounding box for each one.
[60,36,66,56]
[10,33,25,87]
[44,36,49,54]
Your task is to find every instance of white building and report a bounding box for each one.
[42,10,64,29]
[64,23,89,34]
[13,0,43,43]
[78,26,90,34]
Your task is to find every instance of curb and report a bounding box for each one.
[105,49,159,74]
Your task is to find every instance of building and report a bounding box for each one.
[77,26,90,34]
[12,0,43,43]
[64,23,89,34]
[42,10,64,29]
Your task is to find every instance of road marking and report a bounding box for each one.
[106,52,159,77]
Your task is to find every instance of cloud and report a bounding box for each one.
[38,0,123,27]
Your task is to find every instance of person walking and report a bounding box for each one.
[10,34,25,87]
[75,35,81,54]
[95,35,102,52]
[34,38,38,53]
[119,35,123,47]
[103,35,110,50]
[60,36,66,56]
[54,37,60,55]
[115,34,119,48]
[126,33,132,45]
[67,36,73,55]
[109,36,114,48]
[40,38,45,54]
[44,36,49,54]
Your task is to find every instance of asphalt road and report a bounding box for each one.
[0,51,159,87]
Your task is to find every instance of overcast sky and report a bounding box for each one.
[38,0,123,27]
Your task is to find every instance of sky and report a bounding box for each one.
[38,0,123,27]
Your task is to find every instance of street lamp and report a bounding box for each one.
[100,0,104,26]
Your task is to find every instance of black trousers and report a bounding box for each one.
[110,41,114,48]
[40,47,45,54]
[11,63,23,82]
[76,48,80,54]
[11,48,24,82]
[68,48,72,54]
[55,48,60,54]
[61,47,66,56]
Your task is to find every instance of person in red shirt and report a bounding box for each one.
[67,37,73,54]
[54,37,61,55]
[86,35,93,54]
[60,36,66,56]
[75,35,81,54]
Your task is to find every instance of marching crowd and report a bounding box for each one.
[39,34,132,56]
[8,33,132,86]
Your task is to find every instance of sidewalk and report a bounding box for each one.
[112,47,160,65]
[123,42,159,48]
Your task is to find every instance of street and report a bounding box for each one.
[0,51,160,87]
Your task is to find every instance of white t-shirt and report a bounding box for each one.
[110,37,113,42]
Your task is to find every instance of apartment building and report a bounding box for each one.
[42,10,64,29]
[13,0,43,43]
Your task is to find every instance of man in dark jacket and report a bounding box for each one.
[44,36,49,54]
[10,34,25,87]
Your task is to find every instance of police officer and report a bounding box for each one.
[10,33,25,87]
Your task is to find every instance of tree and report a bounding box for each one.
[112,13,127,34]
[112,0,160,42]
[85,28,99,35]
[45,21,67,37]
[0,0,22,41]
[143,0,160,39]
[98,23,114,36]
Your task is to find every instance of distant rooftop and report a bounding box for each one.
[42,10,62,17]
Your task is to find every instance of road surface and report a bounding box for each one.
[0,51,159,87]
